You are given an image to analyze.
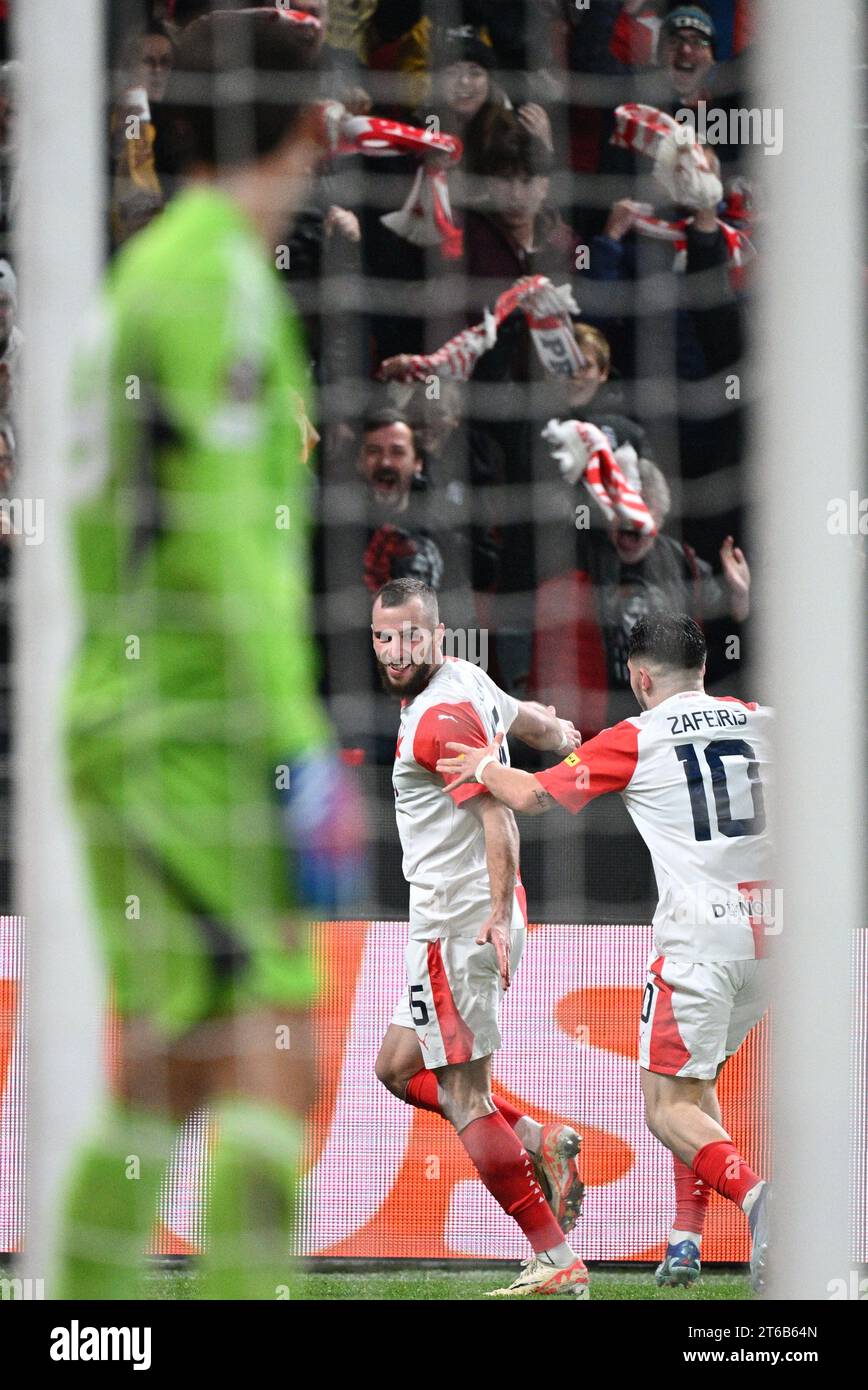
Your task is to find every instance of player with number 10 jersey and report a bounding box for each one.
[437,614,774,1291]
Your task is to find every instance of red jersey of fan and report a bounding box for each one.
[393,658,519,929]
[536,690,775,962]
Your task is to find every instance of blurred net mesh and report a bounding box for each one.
[1,1,864,1271]
[302,1,755,925]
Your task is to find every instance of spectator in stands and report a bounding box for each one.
[364,1,562,113]
[654,5,754,167]
[353,408,482,611]
[531,452,750,735]
[661,4,716,102]
[0,259,20,425]
[567,1,749,90]
[530,435,749,912]
[427,26,553,196]
[110,22,176,245]
[463,115,574,323]
[0,60,19,253]
[315,407,483,759]
[126,20,175,104]
[566,3,749,236]
[582,152,748,559]
[453,116,582,698]
[358,408,425,520]
[362,30,555,363]
[558,320,655,470]
[398,379,502,593]
[564,322,613,411]
[535,318,660,608]
[453,0,561,91]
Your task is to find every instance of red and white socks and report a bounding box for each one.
[403,1068,570,1258]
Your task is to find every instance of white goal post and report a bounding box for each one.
[16,1,106,1293]
[756,0,865,1299]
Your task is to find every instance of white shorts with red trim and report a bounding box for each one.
[391,888,527,1069]
[638,955,769,1081]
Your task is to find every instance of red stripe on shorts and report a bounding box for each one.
[647,956,692,1074]
[427,940,475,1065]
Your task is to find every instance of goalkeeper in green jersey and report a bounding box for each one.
[61,8,362,1300]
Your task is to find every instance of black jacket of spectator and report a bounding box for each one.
[532,523,738,738]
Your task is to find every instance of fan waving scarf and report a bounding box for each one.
[377,276,586,382]
[542,418,657,537]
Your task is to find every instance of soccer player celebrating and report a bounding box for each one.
[62,9,362,1298]
[371,577,589,1298]
[437,614,772,1291]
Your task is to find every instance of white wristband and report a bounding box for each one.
[475,753,498,784]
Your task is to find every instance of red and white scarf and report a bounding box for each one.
[610,103,753,285]
[611,102,722,209]
[377,275,584,383]
[274,8,322,29]
[318,104,465,258]
[380,163,462,259]
[632,211,754,287]
[542,419,657,536]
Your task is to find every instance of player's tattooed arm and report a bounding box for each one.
[533,787,556,812]
[436,740,555,815]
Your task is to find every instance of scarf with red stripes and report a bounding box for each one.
[542,419,657,536]
[610,102,754,285]
[611,101,722,209]
[631,210,754,288]
[377,275,585,383]
[318,103,465,258]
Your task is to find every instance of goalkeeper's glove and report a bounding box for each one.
[278,749,366,913]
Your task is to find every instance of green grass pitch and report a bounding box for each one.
[150,1266,751,1301]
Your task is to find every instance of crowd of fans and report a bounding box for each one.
[219,0,752,767]
[0,0,762,912]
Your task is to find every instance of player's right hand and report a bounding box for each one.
[553,713,582,756]
[476,911,512,990]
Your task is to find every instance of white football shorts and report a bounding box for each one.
[391,887,527,1070]
[638,954,769,1080]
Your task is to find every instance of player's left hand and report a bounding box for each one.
[476,911,512,990]
[436,735,501,787]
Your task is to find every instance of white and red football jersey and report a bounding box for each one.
[536,691,774,962]
[393,657,520,929]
